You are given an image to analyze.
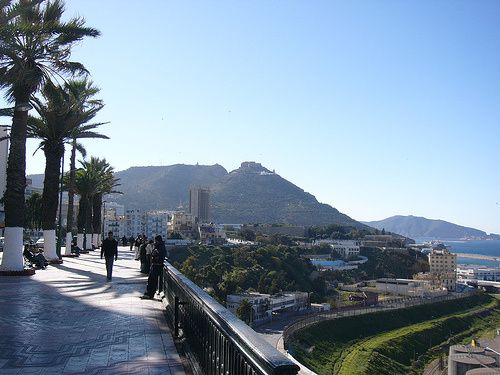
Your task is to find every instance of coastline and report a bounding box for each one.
[453,252,500,263]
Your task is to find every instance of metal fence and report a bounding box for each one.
[163,261,300,375]
[283,292,470,348]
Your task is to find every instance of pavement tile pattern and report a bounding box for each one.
[0,247,185,374]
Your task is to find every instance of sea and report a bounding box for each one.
[415,238,500,268]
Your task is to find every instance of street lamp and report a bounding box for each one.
[102,200,107,244]
[56,149,64,258]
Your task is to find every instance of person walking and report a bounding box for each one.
[134,235,141,260]
[101,231,118,281]
[140,235,166,299]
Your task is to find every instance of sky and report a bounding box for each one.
[10,1,500,234]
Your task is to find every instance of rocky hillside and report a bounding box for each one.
[210,162,363,226]
[29,161,366,227]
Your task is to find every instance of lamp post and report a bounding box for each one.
[56,149,64,258]
[102,200,107,244]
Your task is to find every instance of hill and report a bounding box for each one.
[363,215,495,240]
[28,161,366,227]
[210,162,363,226]
[111,164,227,210]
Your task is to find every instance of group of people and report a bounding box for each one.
[132,235,155,274]
[102,232,167,300]
[23,242,48,269]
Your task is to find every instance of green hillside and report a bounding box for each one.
[290,294,500,375]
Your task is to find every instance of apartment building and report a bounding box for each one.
[168,212,196,239]
[428,249,457,291]
[331,240,361,259]
[125,209,145,237]
[198,222,226,244]
[189,186,210,223]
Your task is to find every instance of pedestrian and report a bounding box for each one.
[101,231,118,281]
[121,236,127,246]
[140,235,166,299]
[134,235,141,260]
[129,235,135,251]
[139,238,148,274]
[145,239,154,272]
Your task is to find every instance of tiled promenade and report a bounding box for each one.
[0,247,186,374]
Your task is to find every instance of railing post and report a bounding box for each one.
[174,295,180,338]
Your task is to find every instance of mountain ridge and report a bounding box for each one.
[28,161,366,228]
[363,215,498,240]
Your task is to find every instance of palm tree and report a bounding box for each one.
[27,81,108,260]
[0,0,99,271]
[90,160,120,247]
[73,157,118,251]
[24,192,42,233]
[63,79,105,255]
[73,165,98,252]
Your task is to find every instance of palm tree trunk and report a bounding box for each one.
[1,98,29,271]
[41,143,64,261]
[92,193,102,247]
[66,139,77,232]
[77,196,86,251]
[64,138,77,255]
[85,196,93,250]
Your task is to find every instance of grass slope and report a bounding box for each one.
[290,294,499,374]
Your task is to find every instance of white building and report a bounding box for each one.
[226,292,308,323]
[331,240,361,259]
[106,201,125,217]
[125,209,145,237]
[144,210,171,240]
[198,223,226,244]
[103,203,126,240]
[374,278,447,297]
[457,265,500,282]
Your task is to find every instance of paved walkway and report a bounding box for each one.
[0,247,186,375]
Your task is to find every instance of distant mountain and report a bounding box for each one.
[111,164,227,210]
[28,161,366,227]
[363,215,496,240]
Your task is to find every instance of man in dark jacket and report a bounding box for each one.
[101,231,118,281]
[140,235,166,299]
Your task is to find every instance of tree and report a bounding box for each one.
[236,299,253,325]
[27,81,108,259]
[64,79,105,253]
[25,192,42,232]
[238,228,256,241]
[72,164,98,251]
[90,159,120,247]
[0,0,99,271]
[73,157,118,250]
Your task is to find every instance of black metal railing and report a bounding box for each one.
[163,261,300,375]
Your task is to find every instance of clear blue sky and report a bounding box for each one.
[16,1,500,234]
